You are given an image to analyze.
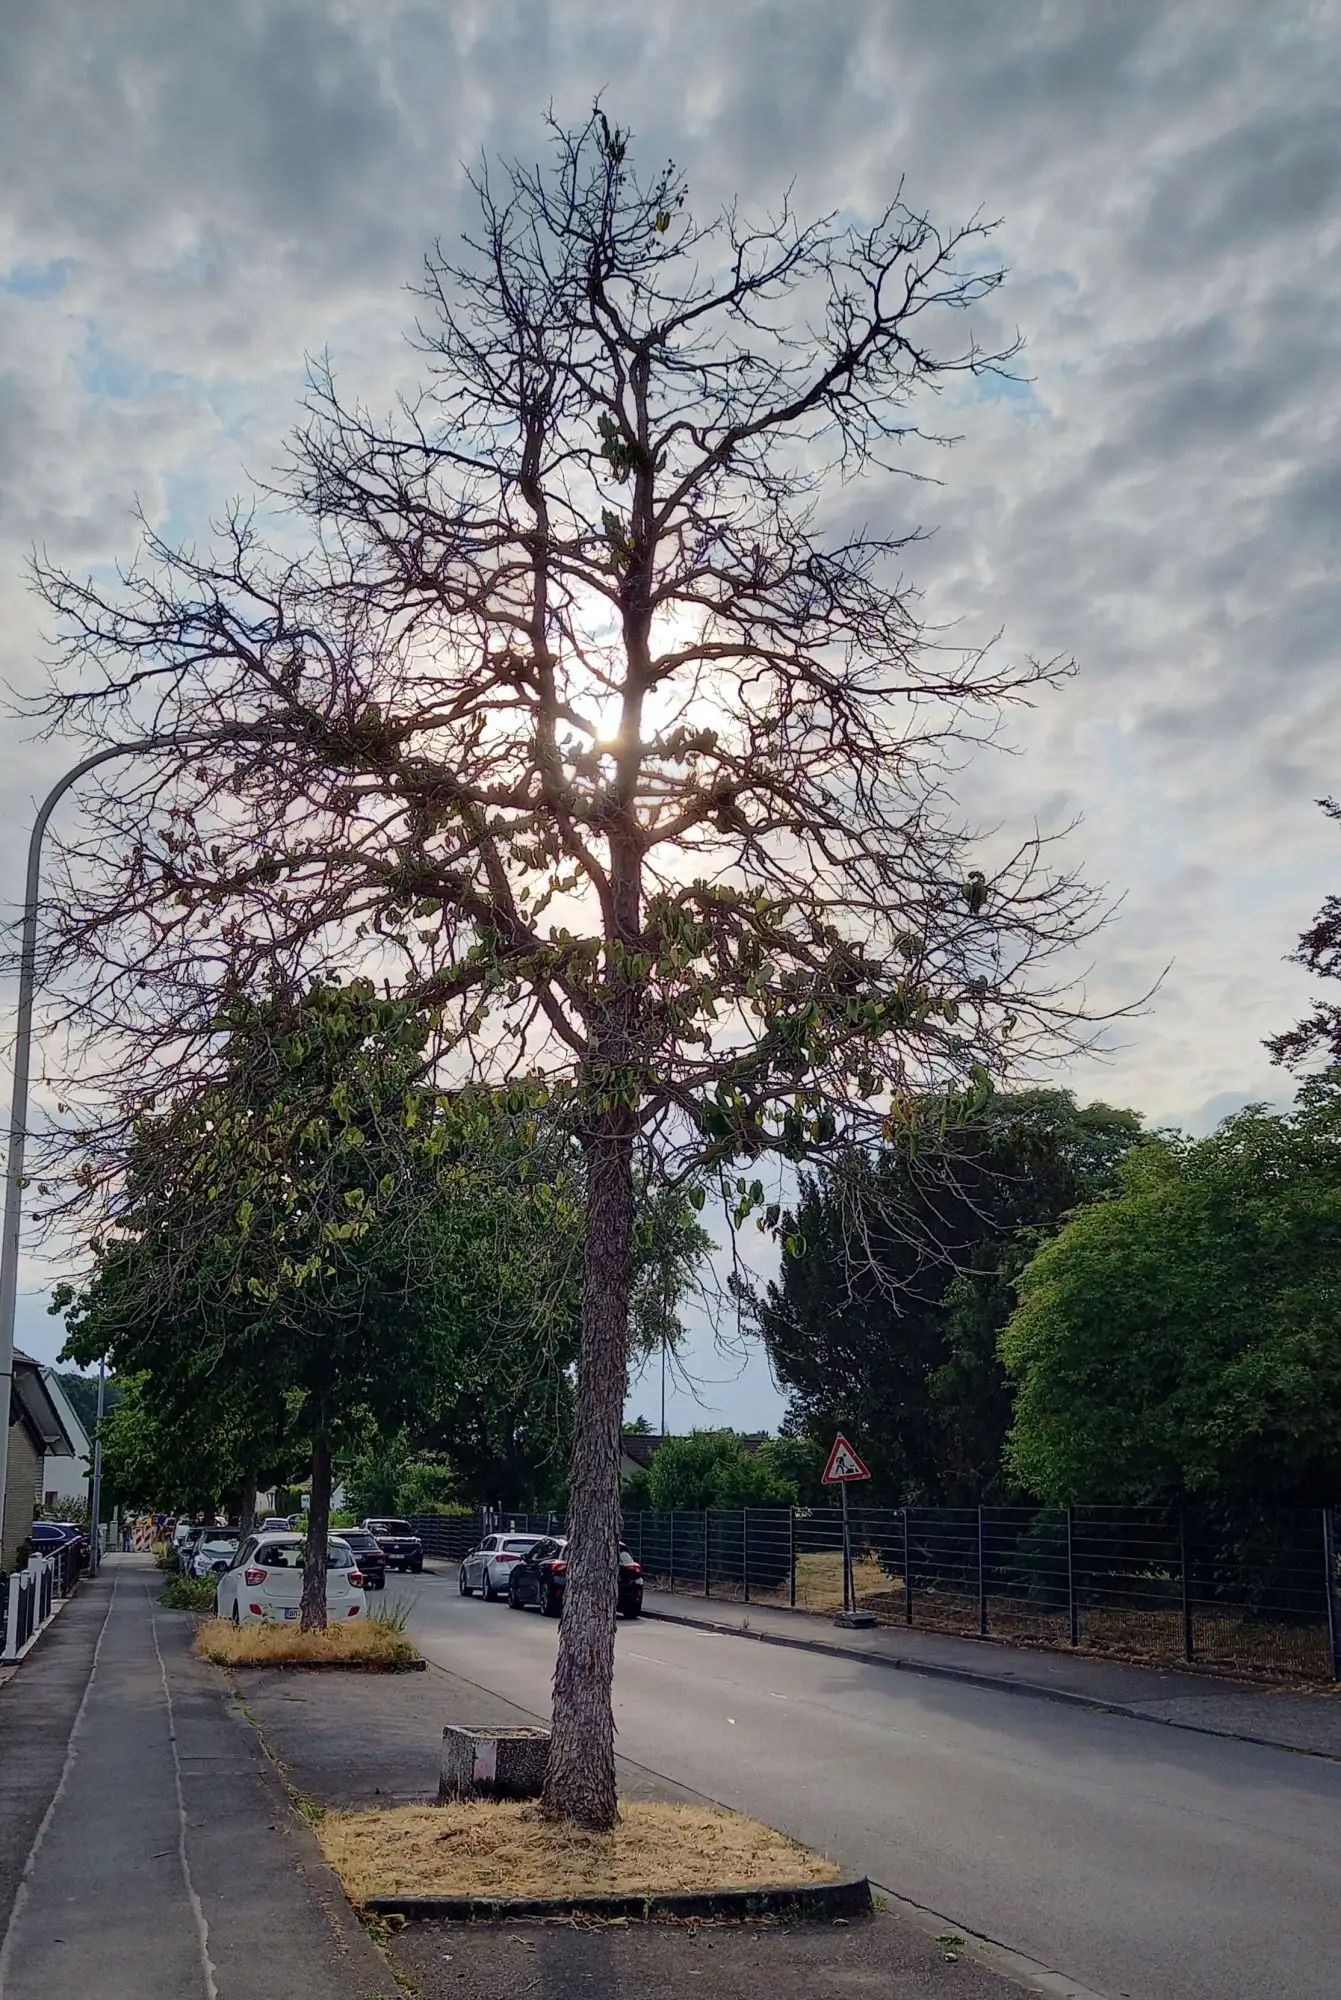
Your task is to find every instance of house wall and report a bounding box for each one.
[41,1450,91,1509]
[3,1423,41,1570]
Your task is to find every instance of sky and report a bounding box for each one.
[2,2,1338,1427]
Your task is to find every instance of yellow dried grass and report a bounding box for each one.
[193,1614,419,1670]
[317,1800,839,1904]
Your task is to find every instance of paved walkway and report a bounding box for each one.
[0,1557,395,2000]
[641,1588,1341,1759]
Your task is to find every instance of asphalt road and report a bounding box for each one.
[388,1568,1341,2000]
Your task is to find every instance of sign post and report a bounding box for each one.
[821,1433,874,1629]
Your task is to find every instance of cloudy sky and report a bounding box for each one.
[3,2,1338,1423]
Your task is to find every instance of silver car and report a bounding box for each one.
[191,1531,242,1578]
[459,1533,541,1601]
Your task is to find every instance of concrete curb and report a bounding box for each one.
[222,1656,428,1673]
[363,1875,873,1924]
[641,1603,1341,1763]
[642,1603,1134,1715]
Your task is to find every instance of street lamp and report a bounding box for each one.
[0,746,152,1556]
[1,726,284,1556]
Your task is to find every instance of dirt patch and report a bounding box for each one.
[317,1800,838,1904]
[194,1614,419,1670]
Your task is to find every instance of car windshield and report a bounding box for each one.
[200,1535,238,1550]
[502,1537,537,1553]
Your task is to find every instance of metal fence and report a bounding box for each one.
[412,1502,1341,1683]
[0,1545,79,1661]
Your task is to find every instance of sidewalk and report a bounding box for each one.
[0,1556,396,2000]
[641,1588,1341,1760]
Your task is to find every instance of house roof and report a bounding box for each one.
[10,1353,81,1457]
[620,1431,769,1471]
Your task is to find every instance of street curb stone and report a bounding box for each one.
[363,1875,873,1923]
[640,1602,1341,1763]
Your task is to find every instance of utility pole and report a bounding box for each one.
[87,1354,106,1572]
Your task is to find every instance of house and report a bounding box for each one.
[40,1375,92,1511]
[4,1352,83,1569]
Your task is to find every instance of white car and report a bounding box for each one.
[214,1532,367,1626]
[191,1531,242,1579]
[459,1533,540,1601]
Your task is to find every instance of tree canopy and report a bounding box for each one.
[30,110,1099,1824]
[1001,1079,1341,1508]
[755,1090,1145,1502]
[624,1428,801,1512]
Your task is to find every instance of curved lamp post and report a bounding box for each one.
[0,730,265,1558]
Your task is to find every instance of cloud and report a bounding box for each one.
[1,1,1338,1397]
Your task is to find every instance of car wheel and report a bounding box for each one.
[459,1566,471,1596]
[620,1605,641,1620]
[375,1575,386,1591]
[483,1573,498,1602]
[508,1584,524,1610]
[540,1579,560,1618]
[410,1559,423,1573]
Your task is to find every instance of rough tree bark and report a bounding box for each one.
[299,1437,332,1631]
[238,1467,258,1540]
[540,1116,635,1829]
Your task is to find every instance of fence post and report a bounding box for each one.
[2,1573,16,1661]
[742,1509,750,1602]
[788,1508,796,1609]
[1324,1508,1341,1684]
[669,1512,676,1593]
[977,1507,988,1637]
[903,1507,913,1626]
[1066,1509,1079,1646]
[1179,1505,1195,1663]
[704,1511,711,1598]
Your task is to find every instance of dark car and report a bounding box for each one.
[337,1527,388,1590]
[27,1522,89,1570]
[507,1537,643,1620]
[361,1518,423,1574]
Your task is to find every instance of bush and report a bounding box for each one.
[160,1572,220,1612]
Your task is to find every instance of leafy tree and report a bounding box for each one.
[52,1369,124,1440]
[637,1429,798,1511]
[33,114,1099,1823]
[1001,1081,1341,1507]
[756,1091,1144,1502]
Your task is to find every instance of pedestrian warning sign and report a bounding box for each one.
[821,1433,871,1485]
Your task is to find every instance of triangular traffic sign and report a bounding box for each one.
[821,1432,871,1484]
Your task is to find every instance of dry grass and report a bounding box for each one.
[317,1800,839,1905]
[788,1550,895,1613]
[194,1614,419,1670]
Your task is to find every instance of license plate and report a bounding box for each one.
[282,1607,299,1620]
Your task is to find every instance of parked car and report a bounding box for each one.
[336,1527,388,1590]
[191,1530,242,1579]
[459,1534,541,1601]
[257,1516,293,1534]
[173,1523,221,1572]
[27,1522,89,1569]
[506,1537,643,1619]
[214,1533,367,1626]
[361,1518,423,1574]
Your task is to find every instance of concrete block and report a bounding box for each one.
[439,1724,550,1802]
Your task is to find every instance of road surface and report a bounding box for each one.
[389,1568,1341,2000]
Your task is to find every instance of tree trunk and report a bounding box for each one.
[540,1116,635,1829]
[237,1467,258,1540]
[299,1439,332,1631]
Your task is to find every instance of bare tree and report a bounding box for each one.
[28,110,1102,1827]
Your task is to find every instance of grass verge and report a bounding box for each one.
[194,1612,420,1670]
[160,1573,220,1612]
[317,1800,839,1904]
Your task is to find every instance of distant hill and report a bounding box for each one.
[53,1370,124,1437]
